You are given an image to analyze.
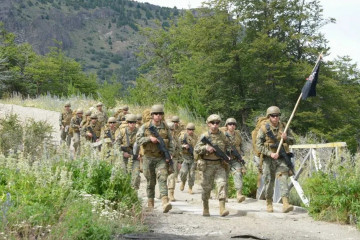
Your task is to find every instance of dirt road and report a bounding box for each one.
[1,103,359,240]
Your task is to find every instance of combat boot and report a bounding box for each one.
[282,197,294,213]
[188,187,193,194]
[219,200,229,217]
[161,196,172,213]
[266,199,273,213]
[168,189,176,202]
[237,190,246,203]
[180,181,185,191]
[203,200,210,216]
[147,198,154,211]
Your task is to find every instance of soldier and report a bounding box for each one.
[100,117,118,162]
[179,123,198,195]
[223,118,246,203]
[100,117,118,147]
[94,102,108,127]
[82,114,102,143]
[80,110,92,128]
[167,122,182,201]
[115,114,140,189]
[70,109,83,154]
[256,106,295,213]
[115,105,130,122]
[171,116,183,138]
[59,102,73,146]
[136,114,142,128]
[194,114,231,217]
[136,104,173,213]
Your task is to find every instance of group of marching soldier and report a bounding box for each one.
[60,102,295,217]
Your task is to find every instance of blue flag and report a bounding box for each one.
[301,62,320,100]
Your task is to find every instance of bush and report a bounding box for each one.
[0,114,23,155]
[303,171,360,229]
[228,169,258,199]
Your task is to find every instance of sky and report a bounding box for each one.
[137,0,360,66]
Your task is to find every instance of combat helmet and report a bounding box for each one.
[85,110,92,116]
[136,114,142,120]
[167,122,175,130]
[76,109,83,114]
[186,123,195,130]
[126,114,137,122]
[171,116,180,122]
[90,114,98,119]
[225,118,237,126]
[64,102,71,107]
[266,106,281,117]
[206,114,221,123]
[150,104,164,114]
[108,117,116,123]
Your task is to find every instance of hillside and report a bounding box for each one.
[0,0,180,86]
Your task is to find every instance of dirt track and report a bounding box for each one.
[1,103,359,240]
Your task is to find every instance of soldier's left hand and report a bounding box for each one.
[281,132,287,140]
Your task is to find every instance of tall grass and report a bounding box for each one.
[0,114,146,239]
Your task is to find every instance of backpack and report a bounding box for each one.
[251,116,268,157]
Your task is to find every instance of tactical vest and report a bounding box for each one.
[201,130,227,160]
[225,130,242,157]
[142,121,170,157]
[260,120,290,153]
[95,110,107,125]
[61,109,73,126]
[179,131,198,156]
[86,122,102,141]
[117,126,138,151]
[70,116,83,132]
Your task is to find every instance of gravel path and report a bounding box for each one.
[1,103,359,240]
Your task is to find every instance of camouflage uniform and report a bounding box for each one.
[59,106,73,146]
[100,118,117,164]
[70,111,83,153]
[224,128,246,202]
[95,110,108,127]
[179,130,198,192]
[137,120,173,198]
[166,122,182,201]
[82,119,102,142]
[255,106,295,213]
[194,114,231,217]
[256,120,294,200]
[115,125,140,189]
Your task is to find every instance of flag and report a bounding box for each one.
[301,62,320,100]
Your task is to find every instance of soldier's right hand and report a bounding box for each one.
[270,152,279,160]
[150,136,158,143]
[206,145,215,153]
[123,152,131,158]
[87,132,93,137]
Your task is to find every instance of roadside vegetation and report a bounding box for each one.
[0,113,146,239]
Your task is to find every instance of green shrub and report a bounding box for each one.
[228,169,258,199]
[303,171,360,228]
[0,114,23,155]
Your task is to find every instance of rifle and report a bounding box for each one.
[265,123,295,175]
[87,126,98,142]
[182,134,194,157]
[224,132,246,165]
[148,125,173,169]
[199,136,230,163]
[120,146,138,160]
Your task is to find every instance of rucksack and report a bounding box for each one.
[251,116,268,157]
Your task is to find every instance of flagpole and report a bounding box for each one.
[276,52,323,155]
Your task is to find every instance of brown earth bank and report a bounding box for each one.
[0,103,359,240]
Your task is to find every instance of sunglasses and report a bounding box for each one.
[109,122,116,124]
[210,121,220,125]
[152,112,164,116]
[128,121,136,124]
[270,114,280,118]
[172,121,179,123]
[227,123,236,126]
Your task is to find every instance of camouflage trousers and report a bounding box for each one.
[167,158,181,189]
[72,132,81,153]
[225,159,244,192]
[179,155,196,188]
[127,158,141,190]
[263,157,290,199]
[143,155,169,199]
[60,126,71,147]
[199,160,226,201]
